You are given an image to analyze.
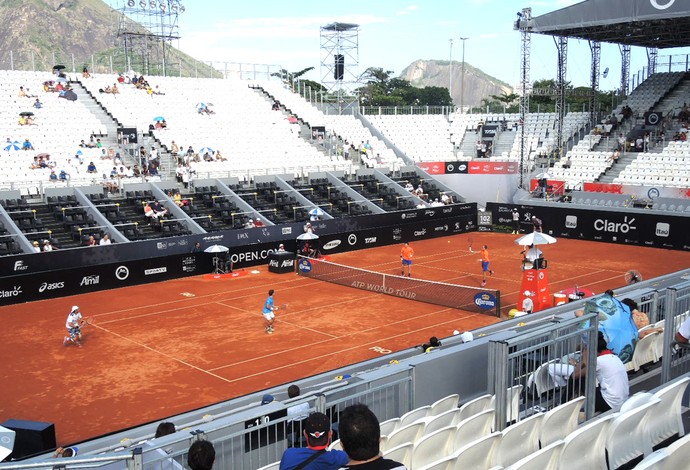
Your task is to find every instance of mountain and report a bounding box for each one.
[0,0,218,77]
[400,59,513,110]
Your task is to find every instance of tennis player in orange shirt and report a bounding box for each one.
[400,242,414,277]
[480,244,494,287]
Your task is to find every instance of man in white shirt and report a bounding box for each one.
[100,233,112,245]
[64,306,83,347]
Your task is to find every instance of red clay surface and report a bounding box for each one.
[2,232,690,446]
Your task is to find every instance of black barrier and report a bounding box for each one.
[0,204,476,278]
[0,205,478,306]
[0,253,206,306]
[487,202,690,251]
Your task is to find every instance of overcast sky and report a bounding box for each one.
[106,0,690,90]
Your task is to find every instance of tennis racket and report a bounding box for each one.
[274,303,289,311]
[468,237,474,252]
[79,316,95,328]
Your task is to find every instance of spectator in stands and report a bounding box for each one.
[562,156,571,169]
[277,244,286,252]
[244,219,256,229]
[338,404,405,469]
[49,169,58,181]
[621,298,662,339]
[87,161,98,174]
[22,138,34,151]
[420,336,442,353]
[82,67,91,79]
[215,150,227,162]
[53,446,78,458]
[280,412,348,470]
[254,218,265,227]
[33,98,43,109]
[43,239,56,252]
[617,133,626,151]
[100,233,112,245]
[170,141,179,155]
[441,193,450,205]
[187,440,215,470]
[676,315,690,344]
[304,222,314,233]
[32,240,41,253]
[144,422,183,470]
[87,235,97,246]
[568,331,629,412]
[192,242,202,253]
[404,182,414,192]
[152,201,167,218]
[59,169,69,181]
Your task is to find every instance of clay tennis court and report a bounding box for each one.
[2,232,690,446]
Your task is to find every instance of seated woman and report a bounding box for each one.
[621,298,662,338]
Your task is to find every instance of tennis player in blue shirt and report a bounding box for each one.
[263,289,277,334]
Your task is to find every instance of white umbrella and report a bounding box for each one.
[535,172,553,179]
[515,232,557,246]
[309,207,325,216]
[204,244,229,253]
[297,232,319,240]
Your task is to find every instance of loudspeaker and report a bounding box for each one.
[334,54,344,80]
[1,419,56,459]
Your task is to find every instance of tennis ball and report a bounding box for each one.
[448,240,451,243]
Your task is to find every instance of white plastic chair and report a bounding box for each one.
[660,432,690,468]
[410,426,457,469]
[606,398,660,469]
[632,449,668,470]
[429,394,460,416]
[327,438,342,451]
[539,396,585,447]
[497,412,544,467]
[450,432,502,469]
[452,409,496,452]
[457,394,493,422]
[379,417,400,437]
[419,408,461,435]
[504,440,563,470]
[399,405,432,427]
[382,442,413,469]
[416,455,454,470]
[256,462,280,470]
[647,376,690,447]
[384,421,424,450]
[558,414,613,470]
[619,392,655,413]
[631,331,661,371]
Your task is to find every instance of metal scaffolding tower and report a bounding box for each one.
[554,36,568,163]
[647,47,658,76]
[589,40,601,129]
[620,44,631,96]
[320,22,359,114]
[116,0,186,76]
[515,8,533,189]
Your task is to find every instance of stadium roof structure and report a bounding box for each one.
[526,0,690,49]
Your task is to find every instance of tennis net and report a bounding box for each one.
[296,256,500,316]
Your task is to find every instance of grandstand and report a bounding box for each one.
[2,0,690,468]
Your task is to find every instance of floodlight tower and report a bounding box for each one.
[117,0,185,76]
[514,8,533,189]
[320,22,360,114]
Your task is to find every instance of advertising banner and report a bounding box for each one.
[487,202,690,251]
[0,205,478,306]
